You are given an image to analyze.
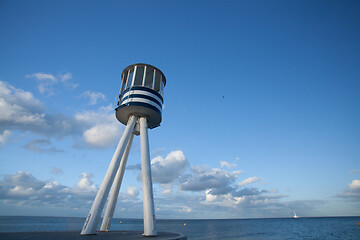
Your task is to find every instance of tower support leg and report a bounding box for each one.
[139,117,157,236]
[100,133,134,231]
[81,115,137,235]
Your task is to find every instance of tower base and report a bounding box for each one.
[0,231,187,240]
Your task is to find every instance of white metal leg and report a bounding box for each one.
[139,117,157,236]
[81,115,137,235]
[100,133,134,231]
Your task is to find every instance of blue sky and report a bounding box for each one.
[0,0,359,219]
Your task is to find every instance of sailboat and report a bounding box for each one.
[293,211,300,219]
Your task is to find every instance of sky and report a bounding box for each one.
[0,0,359,220]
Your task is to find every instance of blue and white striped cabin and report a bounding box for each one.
[115,63,166,129]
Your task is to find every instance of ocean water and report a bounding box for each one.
[0,216,359,239]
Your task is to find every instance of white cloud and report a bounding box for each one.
[0,81,122,149]
[29,73,56,81]
[0,81,83,138]
[61,73,78,89]
[0,171,98,211]
[60,73,71,81]
[83,123,121,148]
[173,164,288,215]
[73,173,97,195]
[179,166,240,195]
[82,90,105,105]
[205,189,217,202]
[337,179,360,201]
[349,179,360,190]
[0,130,12,144]
[26,72,77,95]
[0,170,314,219]
[220,161,236,169]
[0,81,45,126]
[74,106,124,148]
[75,105,122,148]
[231,170,243,175]
[59,73,71,83]
[126,186,139,198]
[156,191,322,219]
[202,186,283,211]
[237,176,262,187]
[74,105,113,123]
[26,73,57,95]
[150,150,188,184]
[23,139,63,153]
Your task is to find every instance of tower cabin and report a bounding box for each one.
[115,63,166,129]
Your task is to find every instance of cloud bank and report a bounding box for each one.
[0,152,335,219]
[0,171,139,216]
[0,171,96,208]
[0,80,121,149]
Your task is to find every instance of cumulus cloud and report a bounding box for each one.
[81,90,105,105]
[0,168,309,219]
[73,106,123,149]
[338,179,360,201]
[179,166,240,195]
[349,180,360,189]
[0,81,121,149]
[0,81,45,126]
[154,184,290,219]
[73,173,98,196]
[0,171,146,217]
[203,186,283,210]
[0,81,83,138]
[75,105,122,148]
[26,72,78,95]
[237,176,262,187]
[83,123,120,148]
[150,150,188,184]
[23,139,64,153]
[172,162,289,215]
[0,171,97,208]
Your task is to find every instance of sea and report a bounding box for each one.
[0,216,359,240]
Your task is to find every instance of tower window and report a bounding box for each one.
[134,66,144,86]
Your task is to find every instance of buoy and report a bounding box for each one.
[120,221,122,223]
[184,223,186,226]
[357,222,360,226]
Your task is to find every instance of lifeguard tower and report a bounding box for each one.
[81,63,166,236]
